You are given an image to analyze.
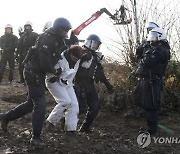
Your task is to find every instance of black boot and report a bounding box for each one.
[79,124,92,133]
[0,113,9,132]
[30,136,46,148]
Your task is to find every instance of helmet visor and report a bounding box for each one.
[147,31,158,42]
[85,40,101,51]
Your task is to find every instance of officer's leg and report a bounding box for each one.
[78,86,87,114]
[0,53,8,82]
[0,95,33,132]
[7,53,15,82]
[144,109,158,135]
[65,87,79,131]
[142,80,161,135]
[28,84,46,139]
[80,84,99,132]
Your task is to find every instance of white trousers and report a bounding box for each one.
[46,81,79,131]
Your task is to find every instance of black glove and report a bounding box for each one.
[54,68,62,76]
[81,52,92,61]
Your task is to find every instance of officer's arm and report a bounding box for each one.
[39,44,56,74]
[140,47,163,67]
[96,63,114,93]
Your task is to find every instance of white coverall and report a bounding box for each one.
[45,52,80,131]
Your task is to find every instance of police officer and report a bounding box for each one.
[17,21,38,83]
[76,34,114,133]
[0,17,72,147]
[0,24,18,84]
[125,22,160,117]
[135,27,170,135]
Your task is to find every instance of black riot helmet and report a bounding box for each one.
[84,34,101,51]
[52,17,72,38]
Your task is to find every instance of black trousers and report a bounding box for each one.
[5,81,46,138]
[0,52,15,82]
[134,78,162,134]
[77,82,100,128]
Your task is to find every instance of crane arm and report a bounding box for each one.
[72,8,114,36]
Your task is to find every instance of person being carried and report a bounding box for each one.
[46,45,85,133]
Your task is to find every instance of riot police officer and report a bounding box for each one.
[76,34,114,133]
[17,21,38,83]
[0,24,18,84]
[135,27,170,135]
[125,22,160,117]
[0,17,72,147]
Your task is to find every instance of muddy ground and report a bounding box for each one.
[0,70,180,154]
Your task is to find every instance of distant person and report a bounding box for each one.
[0,24,18,84]
[17,21,38,83]
[15,26,24,66]
[75,34,114,133]
[0,17,72,147]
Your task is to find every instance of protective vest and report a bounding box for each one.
[24,28,66,74]
[135,44,170,78]
[18,31,38,56]
[76,50,98,82]
[0,33,18,53]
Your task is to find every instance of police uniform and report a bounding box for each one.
[0,32,18,83]
[17,30,38,82]
[135,43,170,135]
[0,27,66,144]
[76,48,113,132]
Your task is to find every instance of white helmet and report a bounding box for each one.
[24,21,33,27]
[5,24,13,29]
[43,21,52,32]
[145,22,159,31]
[147,27,166,41]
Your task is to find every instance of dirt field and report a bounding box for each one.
[0,73,180,154]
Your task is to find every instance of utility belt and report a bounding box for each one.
[136,75,161,81]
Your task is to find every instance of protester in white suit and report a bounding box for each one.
[45,45,85,132]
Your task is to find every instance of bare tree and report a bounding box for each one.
[105,0,180,65]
